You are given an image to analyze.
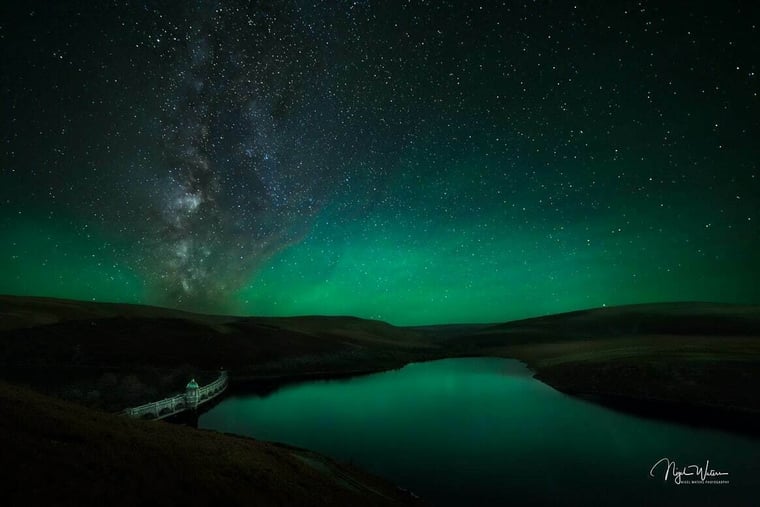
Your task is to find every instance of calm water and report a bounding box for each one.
[199,358,760,506]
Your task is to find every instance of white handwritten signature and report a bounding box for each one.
[649,458,729,485]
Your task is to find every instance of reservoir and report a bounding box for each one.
[199,358,759,506]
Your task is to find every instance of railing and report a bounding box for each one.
[124,371,228,420]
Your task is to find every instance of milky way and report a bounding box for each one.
[128,1,414,311]
[1,1,758,322]
[140,1,341,310]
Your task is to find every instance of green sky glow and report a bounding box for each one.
[1,1,757,324]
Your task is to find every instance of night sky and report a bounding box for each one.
[1,1,758,325]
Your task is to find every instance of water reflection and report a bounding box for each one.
[200,358,759,506]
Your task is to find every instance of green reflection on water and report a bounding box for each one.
[200,358,760,506]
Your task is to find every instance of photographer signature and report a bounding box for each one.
[649,458,729,485]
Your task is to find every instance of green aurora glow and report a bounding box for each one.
[1,1,758,324]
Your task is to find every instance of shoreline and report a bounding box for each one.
[209,356,760,439]
[2,296,758,440]
[553,388,760,438]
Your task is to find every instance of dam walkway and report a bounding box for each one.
[123,370,228,420]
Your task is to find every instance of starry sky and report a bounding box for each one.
[1,1,758,325]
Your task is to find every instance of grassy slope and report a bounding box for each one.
[0,381,418,506]
[2,295,759,419]
[0,295,436,410]
[1,296,759,503]
[442,302,760,418]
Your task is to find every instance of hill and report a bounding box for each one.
[0,381,418,506]
[2,295,759,429]
[438,302,760,427]
[0,295,435,411]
